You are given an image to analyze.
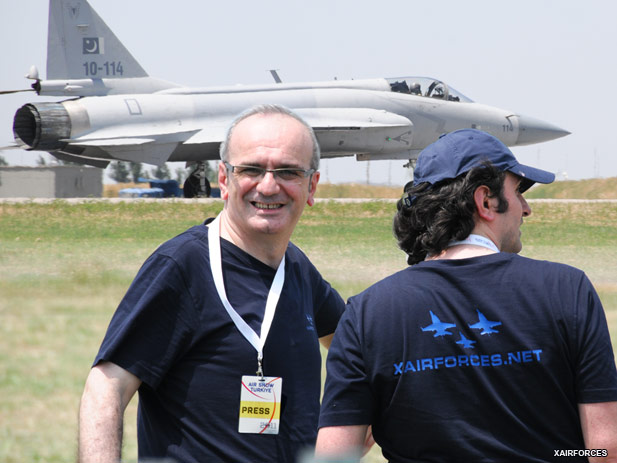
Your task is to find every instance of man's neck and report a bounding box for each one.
[426,232,499,261]
[427,244,495,261]
[216,212,288,268]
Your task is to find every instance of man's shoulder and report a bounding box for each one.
[154,223,210,259]
[509,253,585,277]
[350,253,587,302]
[286,241,312,264]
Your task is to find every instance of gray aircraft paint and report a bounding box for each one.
[9,0,569,169]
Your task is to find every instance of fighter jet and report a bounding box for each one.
[469,310,502,336]
[456,332,477,349]
[5,0,570,196]
[421,311,456,338]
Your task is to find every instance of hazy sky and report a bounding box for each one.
[1,0,615,186]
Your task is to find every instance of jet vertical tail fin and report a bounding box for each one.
[48,0,147,80]
[36,0,179,96]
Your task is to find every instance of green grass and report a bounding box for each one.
[526,177,617,199]
[1,199,616,463]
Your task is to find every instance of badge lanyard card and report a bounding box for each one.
[449,234,500,253]
[208,214,284,435]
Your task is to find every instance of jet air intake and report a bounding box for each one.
[13,103,71,150]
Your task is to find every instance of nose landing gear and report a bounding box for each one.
[183,162,212,198]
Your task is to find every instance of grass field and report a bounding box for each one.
[103,176,617,200]
[1,199,616,462]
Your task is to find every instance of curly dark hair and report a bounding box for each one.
[393,162,508,265]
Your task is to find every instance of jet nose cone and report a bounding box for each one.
[515,115,571,145]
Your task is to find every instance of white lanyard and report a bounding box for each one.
[448,234,500,253]
[208,214,286,379]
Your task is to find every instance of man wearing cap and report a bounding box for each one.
[315,129,617,462]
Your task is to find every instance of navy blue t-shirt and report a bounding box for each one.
[95,223,345,463]
[320,253,617,463]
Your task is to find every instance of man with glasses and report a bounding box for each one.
[78,105,345,463]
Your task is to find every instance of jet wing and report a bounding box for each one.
[295,108,414,156]
[294,107,409,127]
[64,129,200,165]
[181,109,414,158]
[50,151,111,168]
[182,119,233,145]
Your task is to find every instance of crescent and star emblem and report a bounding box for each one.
[83,38,100,54]
[84,38,98,53]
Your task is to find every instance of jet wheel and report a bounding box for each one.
[183,165,211,198]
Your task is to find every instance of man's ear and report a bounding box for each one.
[473,185,497,222]
[218,161,229,200]
[307,171,320,207]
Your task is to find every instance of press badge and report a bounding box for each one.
[239,375,282,434]
[209,217,285,435]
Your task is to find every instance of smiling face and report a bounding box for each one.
[219,113,319,247]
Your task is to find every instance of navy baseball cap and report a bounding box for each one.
[413,129,555,192]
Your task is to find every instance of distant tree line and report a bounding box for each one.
[107,161,217,185]
[0,155,217,187]
[36,155,81,167]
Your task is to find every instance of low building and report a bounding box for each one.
[0,166,103,198]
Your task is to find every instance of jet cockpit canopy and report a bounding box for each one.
[387,77,473,102]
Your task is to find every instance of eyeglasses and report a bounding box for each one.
[224,161,315,184]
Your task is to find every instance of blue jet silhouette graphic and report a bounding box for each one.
[456,332,476,349]
[469,309,502,335]
[422,311,456,337]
